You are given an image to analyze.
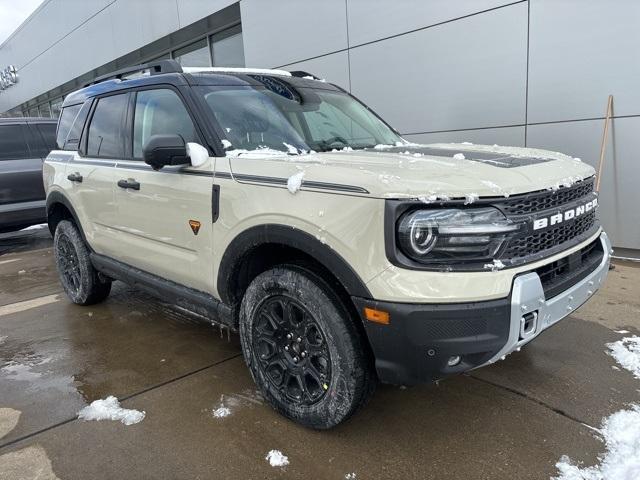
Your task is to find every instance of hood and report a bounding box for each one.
[227,143,595,200]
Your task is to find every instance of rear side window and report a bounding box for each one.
[132,89,197,159]
[0,124,30,160]
[86,94,129,158]
[63,102,91,151]
[37,123,57,151]
[56,104,81,149]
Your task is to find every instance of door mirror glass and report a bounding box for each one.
[186,142,209,167]
[143,134,188,170]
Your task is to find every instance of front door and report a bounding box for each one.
[113,87,214,293]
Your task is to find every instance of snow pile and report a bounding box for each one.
[283,142,300,154]
[212,406,231,418]
[553,406,640,480]
[607,336,640,380]
[221,139,232,149]
[265,450,289,467]
[464,193,479,205]
[287,171,305,194]
[453,153,466,160]
[553,336,640,479]
[484,259,505,271]
[78,396,145,425]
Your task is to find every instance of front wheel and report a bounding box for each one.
[239,266,375,429]
[53,220,112,305]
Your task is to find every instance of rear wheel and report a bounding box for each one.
[239,266,375,429]
[53,220,111,305]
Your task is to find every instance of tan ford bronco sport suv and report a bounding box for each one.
[44,60,611,429]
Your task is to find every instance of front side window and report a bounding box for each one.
[132,89,198,159]
[198,80,401,154]
[0,124,29,160]
[87,94,129,158]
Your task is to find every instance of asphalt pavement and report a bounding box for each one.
[1,226,638,479]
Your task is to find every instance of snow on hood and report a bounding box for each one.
[228,142,595,199]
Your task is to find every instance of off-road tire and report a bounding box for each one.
[239,265,376,429]
[53,220,111,305]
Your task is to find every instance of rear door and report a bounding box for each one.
[0,122,45,211]
[113,87,214,292]
[66,93,128,257]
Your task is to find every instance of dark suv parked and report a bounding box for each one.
[0,117,57,233]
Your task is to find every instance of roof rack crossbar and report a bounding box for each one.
[84,60,183,87]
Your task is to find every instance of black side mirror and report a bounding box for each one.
[143,134,189,170]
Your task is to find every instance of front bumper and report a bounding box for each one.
[353,232,612,385]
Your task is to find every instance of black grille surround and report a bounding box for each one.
[384,175,601,271]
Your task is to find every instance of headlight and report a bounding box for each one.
[397,208,519,265]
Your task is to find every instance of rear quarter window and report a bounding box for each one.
[56,102,92,151]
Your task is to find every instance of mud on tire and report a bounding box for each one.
[239,266,376,429]
[53,220,111,305]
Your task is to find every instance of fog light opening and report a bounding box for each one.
[447,355,461,367]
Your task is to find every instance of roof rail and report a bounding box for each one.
[84,60,183,87]
[289,71,321,80]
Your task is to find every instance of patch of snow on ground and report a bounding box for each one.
[453,153,466,160]
[212,406,231,418]
[287,171,305,194]
[607,336,640,380]
[345,474,357,479]
[553,336,640,479]
[484,259,505,272]
[265,450,289,467]
[616,330,630,334]
[0,336,6,345]
[78,396,145,425]
[553,405,640,480]
[221,139,232,149]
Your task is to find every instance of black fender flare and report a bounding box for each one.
[217,224,372,305]
[45,191,86,242]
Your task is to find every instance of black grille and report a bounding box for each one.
[535,238,603,299]
[502,211,597,259]
[499,177,595,216]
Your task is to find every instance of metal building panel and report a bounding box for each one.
[347,0,516,46]
[404,126,525,147]
[241,0,348,68]
[528,0,640,123]
[349,2,528,134]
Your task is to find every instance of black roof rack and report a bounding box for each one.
[288,70,321,80]
[84,60,183,87]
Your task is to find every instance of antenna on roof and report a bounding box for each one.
[84,60,183,87]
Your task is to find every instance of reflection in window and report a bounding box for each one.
[39,103,52,118]
[173,39,210,67]
[211,28,244,67]
[133,89,198,158]
[50,98,63,118]
[87,93,128,158]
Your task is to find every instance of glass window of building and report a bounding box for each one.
[39,103,52,118]
[211,26,244,67]
[173,39,210,67]
[28,107,39,118]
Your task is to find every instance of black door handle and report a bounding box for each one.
[67,172,83,183]
[117,179,140,190]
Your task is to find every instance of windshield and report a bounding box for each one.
[197,80,403,154]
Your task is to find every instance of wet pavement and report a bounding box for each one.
[1,227,639,479]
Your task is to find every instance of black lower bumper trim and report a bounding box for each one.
[352,296,511,385]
